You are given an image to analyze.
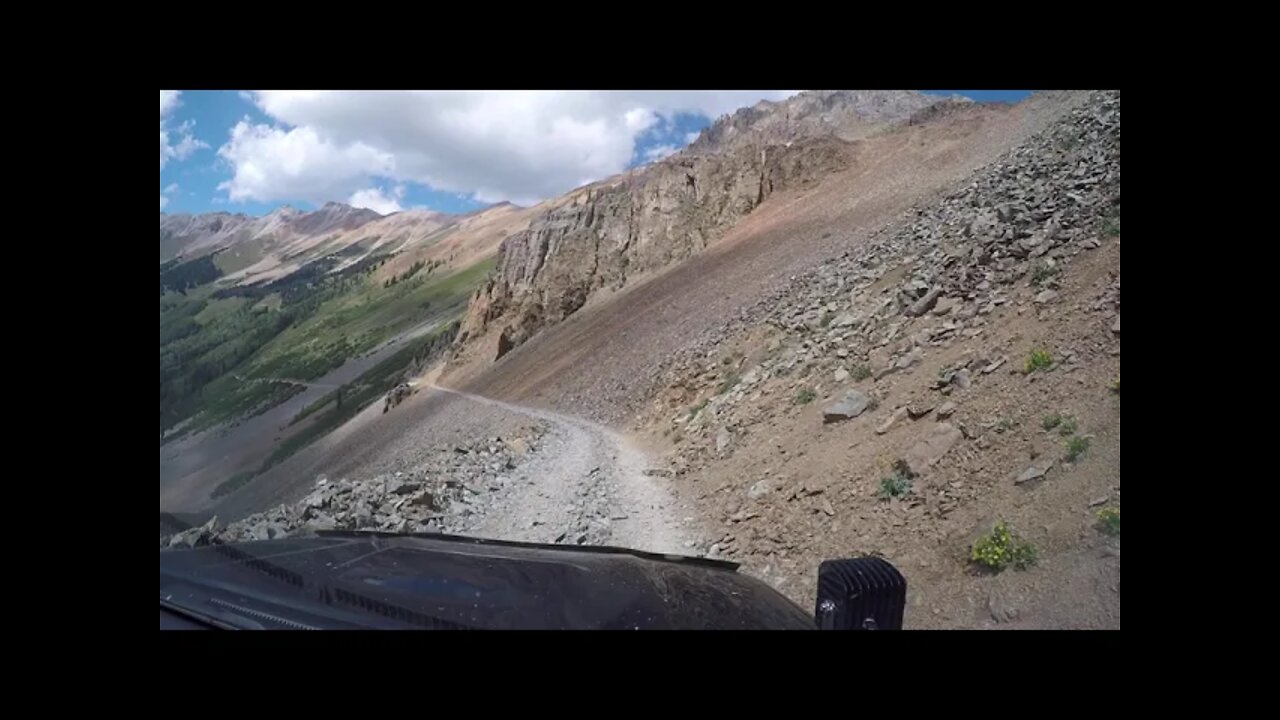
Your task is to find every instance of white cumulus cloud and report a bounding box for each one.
[163,182,179,194]
[160,91,208,170]
[160,91,181,116]
[217,120,394,204]
[160,194,169,210]
[348,185,405,214]
[220,91,797,206]
[685,131,702,144]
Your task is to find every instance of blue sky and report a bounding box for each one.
[160,90,1031,217]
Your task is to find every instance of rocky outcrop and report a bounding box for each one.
[383,383,414,413]
[458,91,964,360]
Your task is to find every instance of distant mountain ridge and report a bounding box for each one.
[160,201,533,289]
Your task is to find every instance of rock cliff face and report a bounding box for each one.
[458,90,964,359]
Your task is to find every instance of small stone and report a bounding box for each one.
[836,348,849,359]
[389,480,421,495]
[876,407,910,435]
[1016,458,1055,484]
[1112,315,1120,334]
[1034,289,1059,304]
[982,356,1007,374]
[747,478,775,499]
[907,403,936,420]
[895,347,924,370]
[1088,496,1109,508]
[820,498,836,517]
[936,401,957,419]
[643,468,674,478]
[952,368,971,389]
[907,287,942,317]
[834,367,850,383]
[932,297,960,316]
[823,390,872,423]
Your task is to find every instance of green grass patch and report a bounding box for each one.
[850,364,872,381]
[1095,507,1120,536]
[1042,412,1062,431]
[876,470,912,501]
[1057,415,1078,436]
[793,388,816,405]
[1031,262,1059,287]
[1064,435,1090,462]
[970,522,1038,571]
[1025,348,1053,373]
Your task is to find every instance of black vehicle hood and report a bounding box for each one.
[159,531,814,630]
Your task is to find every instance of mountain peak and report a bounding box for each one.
[689,90,953,153]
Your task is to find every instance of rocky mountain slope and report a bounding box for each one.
[160,202,383,265]
[160,200,541,289]
[631,90,1120,627]
[688,90,967,151]
[455,90,969,361]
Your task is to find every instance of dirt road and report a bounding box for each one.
[424,384,694,555]
[207,376,698,557]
